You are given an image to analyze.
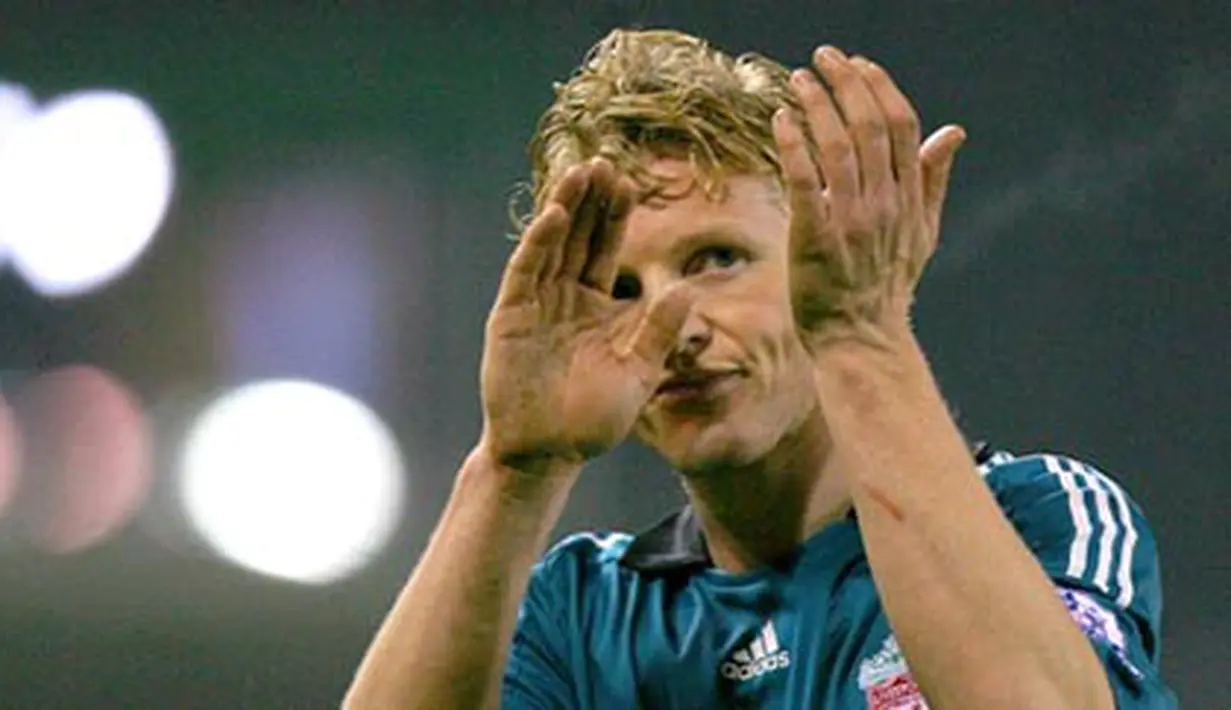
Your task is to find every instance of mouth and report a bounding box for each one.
[653,370,741,406]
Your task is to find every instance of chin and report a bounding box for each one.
[644,416,778,478]
[639,383,820,477]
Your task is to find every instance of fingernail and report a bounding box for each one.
[790,69,811,87]
[815,45,844,63]
[772,107,792,131]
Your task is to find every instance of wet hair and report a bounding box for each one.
[514,28,803,230]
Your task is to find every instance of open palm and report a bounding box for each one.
[480,160,691,474]
[774,47,966,351]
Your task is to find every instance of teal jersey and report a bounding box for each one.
[502,450,1178,709]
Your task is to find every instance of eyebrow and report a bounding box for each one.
[619,226,752,275]
[666,226,751,260]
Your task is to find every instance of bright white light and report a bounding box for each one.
[0,89,174,297]
[0,82,37,267]
[178,380,405,585]
[0,82,35,144]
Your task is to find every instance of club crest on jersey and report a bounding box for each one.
[857,635,929,710]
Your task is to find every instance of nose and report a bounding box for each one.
[668,311,711,368]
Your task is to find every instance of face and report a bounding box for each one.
[618,158,819,475]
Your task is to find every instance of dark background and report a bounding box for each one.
[0,1,1226,707]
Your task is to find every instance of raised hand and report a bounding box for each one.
[773,46,967,351]
[479,159,693,476]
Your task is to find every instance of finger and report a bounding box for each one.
[551,162,591,214]
[920,125,967,230]
[536,165,591,284]
[560,159,615,281]
[789,68,857,210]
[773,108,826,237]
[813,46,892,198]
[496,202,569,306]
[581,175,634,294]
[616,284,693,380]
[912,125,967,270]
[495,166,589,304]
[850,57,922,201]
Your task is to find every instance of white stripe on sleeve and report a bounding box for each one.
[1045,455,1094,580]
[1077,461,1139,608]
[1080,467,1120,595]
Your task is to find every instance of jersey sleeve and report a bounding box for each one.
[501,545,577,710]
[982,452,1179,708]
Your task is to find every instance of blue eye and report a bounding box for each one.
[685,246,747,276]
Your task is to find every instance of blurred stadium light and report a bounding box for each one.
[0,82,36,269]
[3,365,152,553]
[0,82,34,126]
[177,379,405,585]
[210,170,393,402]
[0,85,174,298]
[0,391,18,519]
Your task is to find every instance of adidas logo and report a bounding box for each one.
[720,621,791,682]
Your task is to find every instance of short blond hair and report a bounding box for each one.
[516,28,800,229]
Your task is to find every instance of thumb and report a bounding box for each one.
[617,284,694,377]
[920,124,967,224]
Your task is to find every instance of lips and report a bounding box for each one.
[654,370,740,402]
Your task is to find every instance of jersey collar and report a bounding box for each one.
[619,505,711,573]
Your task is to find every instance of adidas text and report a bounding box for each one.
[721,650,791,681]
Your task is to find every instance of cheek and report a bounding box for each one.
[717,291,812,414]
[717,278,800,365]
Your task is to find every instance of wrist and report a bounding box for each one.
[809,324,947,428]
[466,438,583,495]
[810,321,921,378]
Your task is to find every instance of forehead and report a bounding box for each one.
[618,158,788,267]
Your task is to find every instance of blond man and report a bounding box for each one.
[345,29,1176,710]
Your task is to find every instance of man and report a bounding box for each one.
[344,29,1177,709]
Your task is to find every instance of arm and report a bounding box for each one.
[814,332,1115,709]
[344,160,691,709]
[776,46,1118,708]
[343,447,577,710]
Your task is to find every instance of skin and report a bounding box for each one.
[343,45,1116,710]
[615,162,847,568]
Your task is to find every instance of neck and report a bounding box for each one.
[680,406,850,573]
